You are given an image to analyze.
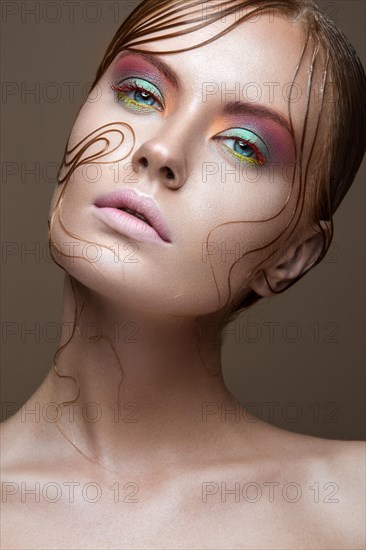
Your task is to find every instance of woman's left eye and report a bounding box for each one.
[214,128,270,165]
[110,78,164,112]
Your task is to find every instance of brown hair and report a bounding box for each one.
[84,0,366,321]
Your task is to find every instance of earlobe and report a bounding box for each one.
[250,222,330,297]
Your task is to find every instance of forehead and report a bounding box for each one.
[123,13,322,132]
[131,13,305,100]
[166,15,306,85]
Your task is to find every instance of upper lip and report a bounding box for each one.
[94,188,172,243]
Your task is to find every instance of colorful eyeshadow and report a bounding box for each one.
[215,128,270,165]
[111,77,164,112]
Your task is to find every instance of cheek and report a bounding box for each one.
[190,165,296,273]
[48,118,139,286]
[193,221,271,301]
[51,105,137,224]
[208,165,294,223]
[59,92,137,180]
[186,180,298,310]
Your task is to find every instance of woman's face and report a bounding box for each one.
[49,11,322,316]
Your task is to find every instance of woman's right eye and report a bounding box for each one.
[110,77,164,112]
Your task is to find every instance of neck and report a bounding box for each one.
[39,274,252,473]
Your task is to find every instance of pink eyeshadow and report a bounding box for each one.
[226,115,296,165]
[112,54,167,91]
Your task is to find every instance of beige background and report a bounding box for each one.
[1,0,365,439]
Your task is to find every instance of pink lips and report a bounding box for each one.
[93,188,172,244]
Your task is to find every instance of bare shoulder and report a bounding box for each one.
[267,425,365,548]
[325,437,365,480]
[0,405,47,471]
[308,435,365,548]
[320,437,366,516]
[0,410,33,472]
[0,401,77,478]
[270,424,365,494]
[287,428,365,486]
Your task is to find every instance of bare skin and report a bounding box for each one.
[1,9,365,550]
[1,396,365,549]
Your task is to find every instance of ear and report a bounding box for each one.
[251,222,330,297]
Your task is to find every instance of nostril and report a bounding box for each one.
[140,157,148,167]
[165,167,175,180]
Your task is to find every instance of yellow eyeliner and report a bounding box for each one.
[221,143,263,166]
[116,91,156,111]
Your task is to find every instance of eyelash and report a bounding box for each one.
[216,137,267,166]
[110,80,267,165]
[110,81,164,111]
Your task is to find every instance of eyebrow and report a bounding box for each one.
[117,51,293,136]
[223,102,293,137]
[117,50,180,89]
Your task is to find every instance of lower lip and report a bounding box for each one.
[93,206,170,244]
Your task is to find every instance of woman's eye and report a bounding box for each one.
[110,78,164,112]
[215,128,270,165]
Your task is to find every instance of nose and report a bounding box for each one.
[130,135,188,190]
